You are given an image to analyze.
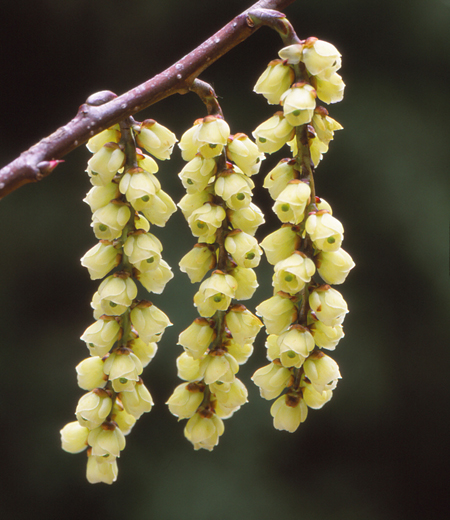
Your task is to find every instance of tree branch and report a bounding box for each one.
[0,0,297,199]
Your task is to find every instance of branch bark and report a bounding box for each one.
[0,0,297,199]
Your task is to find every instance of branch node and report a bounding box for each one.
[86,90,118,106]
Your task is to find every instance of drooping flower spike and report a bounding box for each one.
[252,34,354,433]
[61,118,177,483]
[167,80,265,450]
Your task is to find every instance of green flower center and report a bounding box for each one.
[119,378,128,384]
[284,274,294,282]
[236,193,245,201]
[292,109,302,116]
[281,204,290,212]
[146,257,155,263]
[287,350,296,359]
[327,236,336,244]
[246,252,255,260]
[186,179,194,185]
[141,195,150,202]
[259,137,267,143]
[213,294,223,303]
[209,144,217,149]
[197,221,206,229]
[109,302,118,307]
[99,224,108,232]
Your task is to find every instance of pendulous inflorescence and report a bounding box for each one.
[251,36,354,432]
[166,85,266,450]
[60,118,177,483]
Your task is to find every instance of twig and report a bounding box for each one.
[0,0,296,199]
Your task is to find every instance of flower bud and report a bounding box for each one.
[214,171,254,211]
[211,378,248,418]
[166,382,205,419]
[270,394,308,432]
[92,202,131,241]
[226,133,265,176]
[252,362,292,400]
[76,390,112,429]
[302,39,341,77]
[98,275,137,316]
[305,211,344,252]
[253,112,295,154]
[273,180,311,224]
[178,189,214,219]
[278,44,303,64]
[84,183,120,212]
[280,83,316,127]
[60,421,89,453]
[88,425,126,459]
[260,225,298,265]
[276,326,315,368]
[225,338,253,365]
[136,152,159,174]
[202,352,239,385]
[81,242,120,280]
[317,248,355,285]
[314,72,345,104]
[273,252,315,294]
[177,352,205,382]
[225,306,262,346]
[130,302,172,343]
[76,356,107,391]
[263,159,297,200]
[87,143,125,186]
[303,352,341,393]
[136,259,173,294]
[193,271,237,317]
[228,202,265,236]
[187,203,226,243]
[178,318,215,359]
[228,266,258,300]
[312,109,343,146]
[86,126,120,153]
[81,318,121,357]
[123,233,162,272]
[178,155,216,194]
[224,230,262,268]
[119,381,153,418]
[128,337,158,367]
[255,294,297,335]
[179,116,230,160]
[141,189,177,227]
[103,350,143,393]
[310,321,344,350]
[86,455,118,485]
[179,244,215,283]
[302,382,333,409]
[309,286,348,326]
[184,412,225,451]
[119,170,161,211]
[254,60,295,104]
[134,119,177,160]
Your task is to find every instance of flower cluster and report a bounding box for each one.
[60,119,176,483]
[167,113,265,450]
[251,38,354,432]
[253,37,344,166]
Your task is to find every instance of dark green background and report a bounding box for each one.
[1,1,449,519]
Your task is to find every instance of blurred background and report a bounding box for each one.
[1,0,449,518]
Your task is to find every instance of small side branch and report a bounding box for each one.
[0,0,297,199]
